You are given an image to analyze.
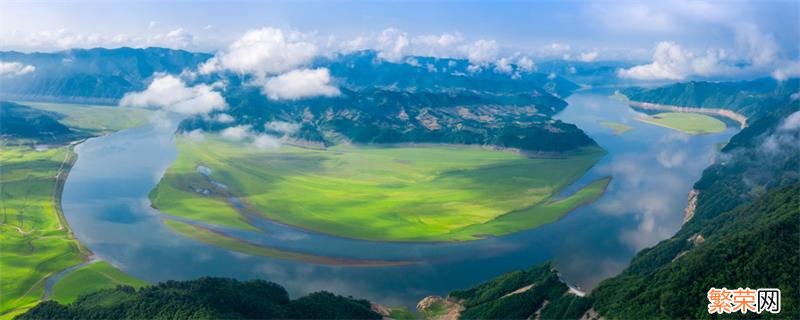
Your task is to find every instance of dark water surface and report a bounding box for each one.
[61,91,737,307]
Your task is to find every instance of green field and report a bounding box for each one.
[599,121,633,135]
[0,147,85,318]
[152,136,607,242]
[636,112,726,134]
[15,101,151,135]
[163,219,412,266]
[51,261,145,304]
[0,104,149,318]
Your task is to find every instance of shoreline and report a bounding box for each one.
[625,100,748,129]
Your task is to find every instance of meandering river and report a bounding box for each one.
[60,90,737,307]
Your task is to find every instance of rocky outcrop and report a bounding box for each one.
[416,296,463,320]
[683,189,699,224]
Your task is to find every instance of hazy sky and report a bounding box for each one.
[1,0,798,80]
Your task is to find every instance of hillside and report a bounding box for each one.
[0,101,73,140]
[17,277,381,320]
[621,78,799,118]
[587,96,799,318]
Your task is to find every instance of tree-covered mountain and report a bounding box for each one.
[621,78,800,117]
[180,82,596,153]
[1,47,595,153]
[18,277,381,320]
[0,101,73,140]
[587,96,799,319]
[320,51,580,98]
[0,47,212,103]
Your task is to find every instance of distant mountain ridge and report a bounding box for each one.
[0,47,212,103]
[622,78,800,118]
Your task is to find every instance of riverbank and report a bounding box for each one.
[626,100,748,129]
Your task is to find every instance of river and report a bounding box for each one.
[60,90,737,307]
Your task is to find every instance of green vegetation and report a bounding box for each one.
[0,102,149,318]
[0,146,85,318]
[448,262,592,319]
[589,101,800,319]
[592,185,799,319]
[0,102,73,142]
[636,112,726,134]
[18,101,150,135]
[388,307,416,320]
[152,136,606,242]
[598,120,633,135]
[622,78,799,118]
[18,277,381,319]
[163,219,412,266]
[52,261,145,305]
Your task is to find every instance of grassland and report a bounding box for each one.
[51,261,145,304]
[598,121,633,135]
[0,146,85,318]
[1,104,149,318]
[152,136,607,242]
[15,101,151,135]
[636,112,726,134]
[163,219,413,266]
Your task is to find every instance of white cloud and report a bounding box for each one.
[220,125,252,141]
[119,74,227,115]
[265,121,300,135]
[149,28,193,48]
[260,68,340,100]
[780,111,800,131]
[252,134,282,150]
[212,113,235,123]
[199,27,318,76]
[183,129,206,141]
[617,41,734,80]
[735,24,779,66]
[376,28,410,62]
[539,43,572,58]
[494,57,513,74]
[516,56,535,72]
[0,61,35,76]
[461,39,498,64]
[577,51,599,62]
[771,61,800,81]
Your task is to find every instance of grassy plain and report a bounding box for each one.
[0,147,84,318]
[16,101,151,135]
[153,136,607,242]
[598,121,633,135]
[51,261,145,304]
[1,104,149,318]
[636,112,726,134]
[163,219,412,266]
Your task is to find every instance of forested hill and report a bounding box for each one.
[587,97,800,318]
[0,101,74,141]
[622,78,799,117]
[18,278,381,320]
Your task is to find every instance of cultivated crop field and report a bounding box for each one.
[636,112,726,134]
[152,136,608,242]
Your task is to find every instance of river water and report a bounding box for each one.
[60,90,737,307]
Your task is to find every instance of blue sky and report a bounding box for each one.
[0,0,798,80]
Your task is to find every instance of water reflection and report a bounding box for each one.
[60,90,736,307]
